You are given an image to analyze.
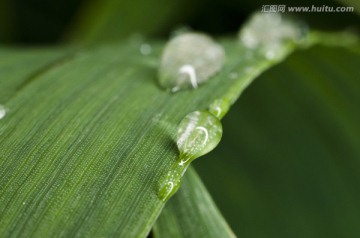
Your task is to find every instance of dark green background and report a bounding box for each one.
[0,0,358,44]
[195,45,360,237]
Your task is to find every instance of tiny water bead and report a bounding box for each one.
[238,12,306,59]
[228,71,239,80]
[0,105,6,120]
[139,43,152,55]
[158,32,225,92]
[158,111,223,201]
[245,66,255,74]
[265,50,276,60]
[158,169,182,202]
[208,99,230,119]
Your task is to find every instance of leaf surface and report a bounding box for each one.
[0,31,357,237]
[0,47,71,102]
[153,167,236,238]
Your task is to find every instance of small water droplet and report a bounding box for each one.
[177,111,222,160]
[158,170,181,202]
[171,86,181,93]
[265,50,276,60]
[0,105,7,120]
[208,99,230,119]
[158,33,225,92]
[140,43,152,55]
[158,111,223,201]
[244,66,255,74]
[228,71,239,80]
[239,12,306,59]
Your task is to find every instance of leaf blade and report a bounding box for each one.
[0,39,289,237]
[0,30,357,237]
[0,47,72,102]
[153,167,236,238]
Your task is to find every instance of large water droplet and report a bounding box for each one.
[158,111,223,201]
[0,105,7,120]
[239,12,306,59]
[158,33,225,92]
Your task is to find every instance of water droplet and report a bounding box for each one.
[0,105,7,120]
[139,43,152,55]
[158,33,225,92]
[239,12,306,59]
[178,64,198,88]
[208,99,230,119]
[265,50,276,60]
[228,71,239,80]
[158,111,223,201]
[158,170,182,202]
[244,66,255,74]
[177,111,222,160]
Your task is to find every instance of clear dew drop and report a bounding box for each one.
[139,43,152,55]
[158,170,182,202]
[265,50,276,60]
[228,71,239,80]
[0,105,7,120]
[245,66,255,74]
[238,12,307,59]
[177,111,222,160]
[158,111,223,201]
[158,32,225,92]
[208,99,230,119]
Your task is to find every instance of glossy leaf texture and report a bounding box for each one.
[0,47,71,102]
[0,36,300,237]
[153,167,236,238]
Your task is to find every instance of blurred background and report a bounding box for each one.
[0,0,359,45]
[1,0,360,237]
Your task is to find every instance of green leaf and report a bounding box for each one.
[0,39,285,237]
[0,47,71,102]
[0,23,358,237]
[0,27,314,236]
[153,167,236,238]
[195,45,360,237]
